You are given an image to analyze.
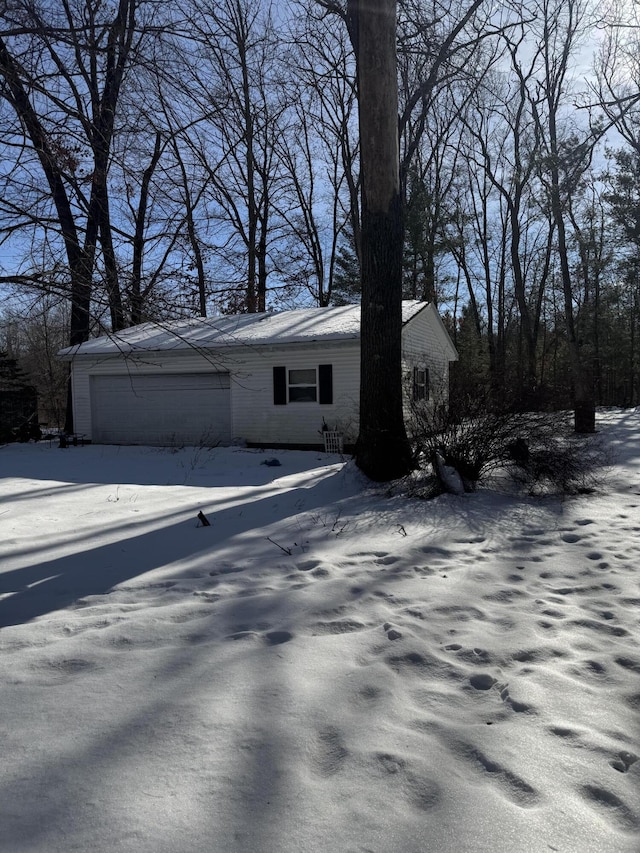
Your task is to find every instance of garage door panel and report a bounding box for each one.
[90,373,231,445]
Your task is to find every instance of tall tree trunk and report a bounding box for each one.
[554,188,595,431]
[131,132,163,325]
[0,35,93,433]
[99,203,125,332]
[1,1,136,429]
[543,2,595,433]
[350,0,413,481]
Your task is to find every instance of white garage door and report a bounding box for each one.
[90,373,231,445]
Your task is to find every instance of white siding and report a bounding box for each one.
[402,304,455,406]
[231,342,360,446]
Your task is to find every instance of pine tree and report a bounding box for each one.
[0,352,38,441]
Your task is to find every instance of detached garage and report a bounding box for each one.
[58,302,457,448]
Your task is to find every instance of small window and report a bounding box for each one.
[273,364,333,405]
[413,366,429,401]
[288,368,317,402]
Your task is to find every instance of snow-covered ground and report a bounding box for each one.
[1,410,639,853]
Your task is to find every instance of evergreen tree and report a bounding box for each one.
[604,149,640,404]
[331,229,361,305]
[0,351,38,441]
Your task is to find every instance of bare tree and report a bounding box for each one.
[275,5,359,306]
[595,0,640,155]
[396,0,490,194]
[0,1,144,341]
[181,0,285,313]
[459,44,554,406]
[0,0,156,427]
[536,0,599,431]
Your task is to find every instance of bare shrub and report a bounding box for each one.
[513,430,609,496]
[408,393,608,496]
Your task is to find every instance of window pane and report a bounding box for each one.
[289,386,317,402]
[289,368,316,385]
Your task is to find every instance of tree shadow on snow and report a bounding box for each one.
[0,442,341,487]
[0,463,354,628]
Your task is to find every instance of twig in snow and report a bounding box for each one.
[266,536,292,555]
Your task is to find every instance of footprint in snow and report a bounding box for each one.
[539,607,566,620]
[579,784,640,832]
[167,608,211,624]
[570,618,628,637]
[311,566,331,578]
[610,751,638,773]
[466,673,534,713]
[297,559,321,572]
[264,630,293,646]
[498,683,534,713]
[61,615,125,636]
[375,752,406,775]
[431,604,486,621]
[43,657,97,675]
[615,656,640,673]
[418,545,453,562]
[192,591,221,603]
[310,726,348,777]
[548,725,579,740]
[312,619,367,636]
[374,554,400,566]
[383,622,402,640]
[448,737,540,808]
[209,565,243,577]
[412,565,437,577]
[403,772,442,812]
[370,753,441,811]
[350,683,387,709]
[482,588,527,603]
[624,692,640,710]
[469,673,496,690]
[560,531,584,543]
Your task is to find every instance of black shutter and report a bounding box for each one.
[318,364,333,404]
[273,366,287,405]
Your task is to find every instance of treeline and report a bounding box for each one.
[1,0,640,419]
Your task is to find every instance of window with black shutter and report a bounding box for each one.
[272,364,333,404]
[412,366,429,401]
